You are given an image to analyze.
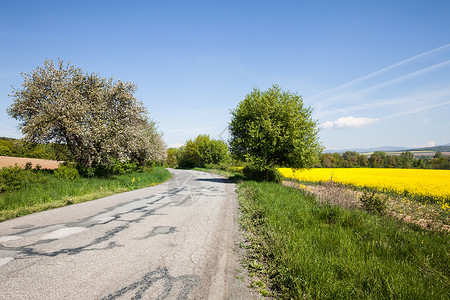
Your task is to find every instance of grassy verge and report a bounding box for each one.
[284,179,449,232]
[238,180,449,299]
[0,167,171,222]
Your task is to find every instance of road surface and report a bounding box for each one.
[0,169,256,299]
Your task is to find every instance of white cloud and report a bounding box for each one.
[412,141,436,148]
[167,143,183,148]
[321,116,380,130]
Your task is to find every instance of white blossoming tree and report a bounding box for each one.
[8,59,166,169]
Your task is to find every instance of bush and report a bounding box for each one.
[0,165,26,192]
[54,163,80,180]
[359,190,388,214]
[76,164,95,177]
[0,164,46,192]
[111,160,141,174]
[205,160,232,171]
[0,144,12,156]
[243,165,282,183]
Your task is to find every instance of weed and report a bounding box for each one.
[284,178,359,210]
[259,288,270,297]
[250,279,265,288]
[64,197,74,205]
[360,190,388,215]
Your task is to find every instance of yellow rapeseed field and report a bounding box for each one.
[278,168,450,208]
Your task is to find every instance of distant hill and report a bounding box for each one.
[325,143,450,154]
[324,146,407,154]
[405,144,450,152]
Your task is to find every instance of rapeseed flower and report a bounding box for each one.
[279,168,450,205]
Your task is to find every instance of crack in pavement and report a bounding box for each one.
[0,186,195,260]
[0,203,170,259]
[101,266,200,300]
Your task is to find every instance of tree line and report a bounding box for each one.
[318,151,449,169]
[0,137,72,161]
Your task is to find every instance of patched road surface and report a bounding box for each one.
[0,169,254,299]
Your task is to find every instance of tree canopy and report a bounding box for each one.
[178,134,229,168]
[229,85,322,171]
[8,59,166,169]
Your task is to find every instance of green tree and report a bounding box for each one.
[0,140,12,156]
[7,59,166,169]
[414,158,425,169]
[342,151,359,167]
[399,151,415,168]
[385,155,399,168]
[431,156,449,169]
[229,85,322,178]
[332,152,343,168]
[166,148,179,168]
[359,155,369,167]
[0,144,12,156]
[320,153,333,168]
[369,151,386,168]
[178,135,229,168]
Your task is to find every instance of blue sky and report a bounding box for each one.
[1,0,449,150]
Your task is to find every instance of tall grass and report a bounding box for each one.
[238,181,449,299]
[0,167,171,221]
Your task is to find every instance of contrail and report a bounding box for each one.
[316,86,450,119]
[383,99,450,120]
[316,59,450,111]
[310,43,450,101]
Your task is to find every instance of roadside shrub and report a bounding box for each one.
[54,163,80,180]
[0,165,26,192]
[74,160,143,177]
[205,160,232,171]
[0,164,46,192]
[76,165,95,178]
[111,160,141,174]
[243,165,282,183]
[359,190,388,214]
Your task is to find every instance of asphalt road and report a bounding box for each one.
[0,169,256,299]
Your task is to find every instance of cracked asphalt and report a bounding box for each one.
[0,169,255,299]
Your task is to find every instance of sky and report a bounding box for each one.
[1,0,449,150]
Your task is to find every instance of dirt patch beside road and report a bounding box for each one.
[0,156,63,169]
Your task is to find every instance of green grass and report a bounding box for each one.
[0,167,171,222]
[238,181,449,299]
